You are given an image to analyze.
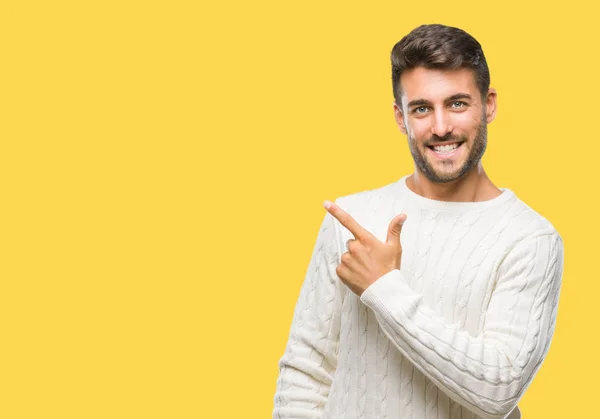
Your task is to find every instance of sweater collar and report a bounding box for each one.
[397,174,516,211]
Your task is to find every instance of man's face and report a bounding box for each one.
[393,67,497,183]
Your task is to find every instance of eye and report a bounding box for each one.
[450,101,467,109]
[413,106,429,114]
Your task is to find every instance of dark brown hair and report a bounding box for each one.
[391,24,490,106]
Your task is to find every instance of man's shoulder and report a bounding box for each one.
[497,193,564,269]
[331,178,404,240]
[501,191,562,242]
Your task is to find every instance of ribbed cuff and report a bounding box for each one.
[360,269,421,319]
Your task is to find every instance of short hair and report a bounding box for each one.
[391,24,490,106]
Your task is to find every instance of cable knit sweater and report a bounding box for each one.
[273,174,564,419]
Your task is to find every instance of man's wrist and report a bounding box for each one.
[360,269,403,302]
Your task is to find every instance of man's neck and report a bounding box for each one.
[406,165,502,203]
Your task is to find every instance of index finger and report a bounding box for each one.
[323,200,373,242]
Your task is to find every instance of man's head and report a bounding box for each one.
[391,24,497,184]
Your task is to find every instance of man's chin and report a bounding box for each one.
[422,164,466,184]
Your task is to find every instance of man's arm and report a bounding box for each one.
[273,207,344,419]
[360,231,564,419]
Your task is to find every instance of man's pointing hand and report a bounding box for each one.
[323,200,407,296]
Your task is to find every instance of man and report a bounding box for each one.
[273,24,563,419]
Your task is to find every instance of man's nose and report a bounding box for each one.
[431,109,454,137]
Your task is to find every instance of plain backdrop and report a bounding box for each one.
[0,1,595,417]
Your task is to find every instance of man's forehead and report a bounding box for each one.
[400,67,479,103]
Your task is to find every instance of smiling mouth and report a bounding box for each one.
[427,142,464,154]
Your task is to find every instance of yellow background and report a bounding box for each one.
[0,1,594,417]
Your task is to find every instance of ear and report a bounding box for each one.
[485,88,498,124]
[393,101,407,135]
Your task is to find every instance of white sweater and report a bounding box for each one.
[273,175,564,419]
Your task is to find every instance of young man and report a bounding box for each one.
[273,24,563,419]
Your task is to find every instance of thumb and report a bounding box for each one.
[386,214,407,246]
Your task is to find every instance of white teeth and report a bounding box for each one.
[432,143,459,153]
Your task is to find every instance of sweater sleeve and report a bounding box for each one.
[359,232,564,419]
[273,207,344,419]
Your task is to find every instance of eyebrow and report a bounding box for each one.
[407,93,473,109]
